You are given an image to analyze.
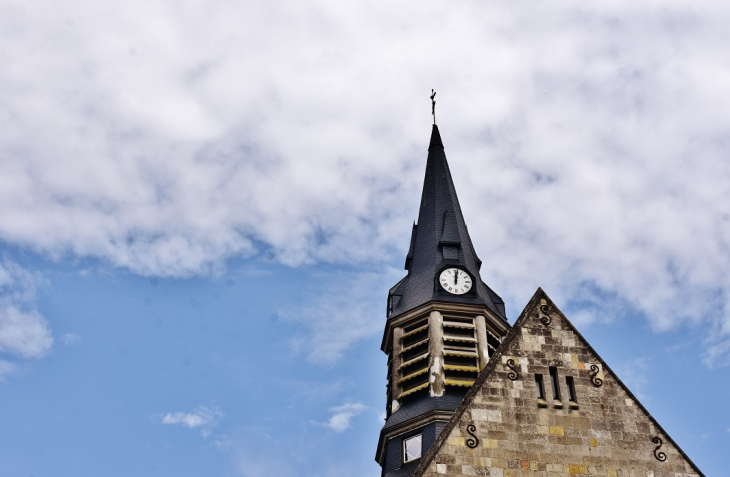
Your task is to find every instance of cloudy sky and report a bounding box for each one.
[0,0,728,475]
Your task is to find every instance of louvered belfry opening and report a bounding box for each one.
[399,318,430,398]
[443,315,479,387]
[394,311,505,401]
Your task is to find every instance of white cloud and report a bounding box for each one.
[284,271,395,366]
[617,357,651,399]
[0,1,730,364]
[212,434,233,451]
[0,305,53,358]
[60,333,82,345]
[161,405,223,437]
[0,260,53,380]
[0,359,18,381]
[323,402,368,433]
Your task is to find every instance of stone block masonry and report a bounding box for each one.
[414,288,704,477]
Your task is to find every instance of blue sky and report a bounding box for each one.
[1,0,729,475]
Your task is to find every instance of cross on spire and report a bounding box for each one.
[430,89,437,125]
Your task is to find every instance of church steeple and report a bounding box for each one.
[376,124,511,476]
[388,124,506,321]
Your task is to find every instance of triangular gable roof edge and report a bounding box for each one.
[413,286,705,477]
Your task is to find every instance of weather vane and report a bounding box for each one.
[430,89,437,125]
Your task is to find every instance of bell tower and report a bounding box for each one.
[375,124,511,476]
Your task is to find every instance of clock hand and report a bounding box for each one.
[454,269,458,286]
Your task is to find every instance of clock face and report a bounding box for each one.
[439,268,472,295]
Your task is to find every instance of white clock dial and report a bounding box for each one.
[439,268,472,295]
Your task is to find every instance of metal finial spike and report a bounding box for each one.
[430,89,437,125]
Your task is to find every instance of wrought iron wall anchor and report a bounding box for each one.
[652,436,667,462]
[466,423,479,448]
[505,359,519,380]
[539,304,552,326]
[589,364,603,387]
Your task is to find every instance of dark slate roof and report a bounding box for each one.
[384,459,421,477]
[385,460,421,477]
[389,125,506,321]
[382,388,467,431]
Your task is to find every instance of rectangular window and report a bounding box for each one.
[549,366,560,400]
[403,434,422,463]
[534,374,545,400]
[566,376,577,402]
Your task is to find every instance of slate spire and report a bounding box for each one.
[388,125,506,321]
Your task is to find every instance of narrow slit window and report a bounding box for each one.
[549,366,560,400]
[535,374,545,400]
[566,376,577,402]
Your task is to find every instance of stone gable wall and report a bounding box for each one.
[419,299,701,477]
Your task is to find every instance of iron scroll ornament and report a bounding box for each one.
[589,364,603,387]
[652,436,667,462]
[539,304,552,325]
[505,359,519,381]
[466,424,479,449]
